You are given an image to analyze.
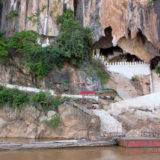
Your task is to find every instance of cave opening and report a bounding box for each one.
[93,26,142,63]
[99,46,142,63]
[150,56,160,69]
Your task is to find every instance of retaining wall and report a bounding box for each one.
[93,56,151,79]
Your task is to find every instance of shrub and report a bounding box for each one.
[0,86,64,111]
[131,77,136,81]
[91,59,109,85]
[1,9,92,79]
[8,30,37,50]
[44,114,60,128]
[155,64,160,77]
[8,30,66,78]
[0,37,8,62]
[31,91,64,111]
[0,86,29,109]
[56,9,92,66]
[147,0,152,7]
[20,45,66,78]
[8,10,19,20]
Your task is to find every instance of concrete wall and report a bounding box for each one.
[93,54,151,79]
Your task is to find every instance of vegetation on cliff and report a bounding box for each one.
[0,34,8,62]
[44,114,60,128]
[0,86,63,111]
[0,9,92,79]
[56,9,92,66]
[155,64,160,77]
[147,0,153,7]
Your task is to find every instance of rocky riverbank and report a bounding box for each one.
[0,101,100,140]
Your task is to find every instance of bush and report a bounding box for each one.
[0,37,8,62]
[44,114,60,128]
[20,45,66,78]
[8,30,66,78]
[91,59,109,85]
[0,9,92,78]
[147,0,152,7]
[31,91,64,111]
[155,64,160,76]
[131,77,136,81]
[0,86,29,109]
[8,10,19,20]
[0,87,63,111]
[56,9,92,66]
[8,30,37,50]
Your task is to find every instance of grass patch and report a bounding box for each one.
[44,114,60,128]
[90,59,109,85]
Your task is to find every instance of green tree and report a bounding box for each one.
[0,36,8,62]
[56,9,92,66]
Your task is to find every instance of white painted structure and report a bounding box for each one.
[93,54,151,79]
[93,109,123,136]
[93,54,153,92]
[105,62,151,79]
[42,38,50,47]
[0,83,99,101]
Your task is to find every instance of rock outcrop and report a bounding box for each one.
[0,103,100,140]
[1,0,160,61]
[0,63,101,94]
[0,0,73,38]
[104,92,160,137]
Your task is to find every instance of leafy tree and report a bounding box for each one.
[56,9,92,66]
[0,9,92,79]
[8,30,37,50]
[0,35,8,62]
[20,44,66,78]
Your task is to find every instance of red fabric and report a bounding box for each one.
[80,91,96,95]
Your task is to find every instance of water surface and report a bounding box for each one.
[0,147,160,160]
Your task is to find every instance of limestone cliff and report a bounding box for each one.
[0,0,160,61]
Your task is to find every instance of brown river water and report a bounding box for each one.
[0,147,160,160]
[0,139,160,160]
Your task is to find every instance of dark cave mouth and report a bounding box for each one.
[150,56,160,70]
[97,46,143,63]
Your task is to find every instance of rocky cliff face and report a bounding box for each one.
[0,0,73,40]
[0,0,160,61]
[0,102,100,140]
[83,0,160,62]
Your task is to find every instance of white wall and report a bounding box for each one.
[105,62,151,79]
[93,55,151,79]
